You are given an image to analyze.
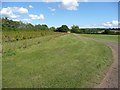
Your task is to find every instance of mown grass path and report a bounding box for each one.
[81,34,118,44]
[74,34,118,88]
[3,34,113,88]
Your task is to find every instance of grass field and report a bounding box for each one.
[3,34,113,88]
[2,30,56,42]
[2,33,64,56]
[81,34,118,43]
[0,32,2,89]
[0,54,1,89]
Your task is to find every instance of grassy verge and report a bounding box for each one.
[2,30,57,42]
[0,31,2,89]
[80,34,118,43]
[3,34,113,88]
[2,33,64,56]
[0,51,1,89]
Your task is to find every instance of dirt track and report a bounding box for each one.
[94,40,118,88]
[74,34,118,88]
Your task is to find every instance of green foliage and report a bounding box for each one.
[2,30,56,42]
[71,25,80,33]
[80,28,104,34]
[4,49,16,56]
[2,33,64,56]
[2,17,119,35]
[56,25,69,32]
[1,17,57,42]
[49,27,56,31]
[34,24,48,30]
[102,29,110,34]
[102,29,120,35]
[74,28,120,35]
[2,17,49,31]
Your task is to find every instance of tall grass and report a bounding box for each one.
[3,30,56,42]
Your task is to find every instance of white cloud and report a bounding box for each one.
[12,19,20,22]
[59,0,79,10]
[44,0,87,2]
[112,20,119,26]
[102,20,118,28]
[0,7,28,18]
[44,0,79,10]
[102,22,112,27]
[12,18,31,23]
[29,5,33,8]
[48,7,56,11]
[79,20,119,28]
[0,8,19,18]
[16,7,28,13]
[29,14,45,20]
[44,0,61,2]
[22,19,32,23]
[8,7,28,14]
[78,0,88,2]
[23,19,31,21]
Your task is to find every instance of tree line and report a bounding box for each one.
[2,17,57,42]
[1,17,119,35]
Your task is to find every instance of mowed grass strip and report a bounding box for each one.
[81,34,118,43]
[3,34,113,88]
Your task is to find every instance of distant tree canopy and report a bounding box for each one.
[34,24,48,30]
[2,17,50,31]
[102,29,120,35]
[49,27,56,31]
[71,25,80,33]
[2,17,20,29]
[80,28,104,34]
[1,17,119,34]
[56,25,69,32]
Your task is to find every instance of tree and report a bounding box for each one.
[61,25,69,32]
[34,24,41,30]
[49,26,56,31]
[41,24,48,30]
[2,17,21,30]
[34,24,48,30]
[26,23,34,28]
[71,25,80,33]
[56,25,69,32]
[102,29,111,34]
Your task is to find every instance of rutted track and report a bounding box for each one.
[74,34,118,88]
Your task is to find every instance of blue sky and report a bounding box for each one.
[1,1,118,28]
